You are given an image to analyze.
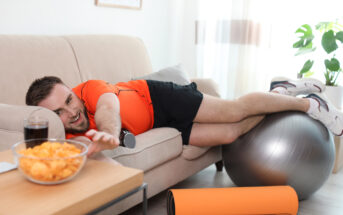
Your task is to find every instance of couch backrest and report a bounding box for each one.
[0,35,153,105]
[64,35,153,83]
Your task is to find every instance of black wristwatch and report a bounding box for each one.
[119,129,136,148]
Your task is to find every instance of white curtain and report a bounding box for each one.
[195,0,343,99]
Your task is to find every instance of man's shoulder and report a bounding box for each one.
[83,80,108,86]
[73,80,108,90]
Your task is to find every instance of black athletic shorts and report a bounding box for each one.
[146,80,204,145]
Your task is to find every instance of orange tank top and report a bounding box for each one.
[66,80,154,139]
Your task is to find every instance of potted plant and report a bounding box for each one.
[293,21,343,109]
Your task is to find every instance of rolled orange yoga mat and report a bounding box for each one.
[167,186,298,215]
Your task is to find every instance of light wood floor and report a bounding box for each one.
[122,164,343,215]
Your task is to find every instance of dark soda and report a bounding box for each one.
[24,125,48,148]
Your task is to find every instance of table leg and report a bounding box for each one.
[87,183,148,215]
[142,183,148,215]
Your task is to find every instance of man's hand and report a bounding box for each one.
[85,129,120,157]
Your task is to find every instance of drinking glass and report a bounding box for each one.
[23,116,49,148]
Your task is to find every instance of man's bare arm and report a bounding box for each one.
[86,93,121,156]
[71,136,121,165]
[95,92,121,137]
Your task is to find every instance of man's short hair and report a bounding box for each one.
[26,76,64,106]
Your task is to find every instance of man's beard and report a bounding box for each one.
[65,108,90,134]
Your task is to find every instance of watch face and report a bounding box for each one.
[122,133,136,148]
[120,130,136,148]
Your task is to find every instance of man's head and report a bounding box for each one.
[26,76,89,134]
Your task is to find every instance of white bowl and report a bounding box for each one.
[12,138,88,185]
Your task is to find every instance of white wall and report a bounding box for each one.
[0,0,197,72]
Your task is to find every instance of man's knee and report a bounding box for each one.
[221,130,240,144]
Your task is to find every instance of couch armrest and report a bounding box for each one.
[0,104,65,151]
[191,78,221,98]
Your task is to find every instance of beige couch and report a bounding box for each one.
[0,35,222,214]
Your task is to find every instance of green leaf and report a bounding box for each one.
[325,58,340,71]
[316,21,343,33]
[300,60,314,74]
[304,71,314,77]
[336,31,343,43]
[293,40,303,48]
[295,24,312,35]
[293,24,314,48]
[295,47,316,56]
[322,30,338,54]
[316,22,331,32]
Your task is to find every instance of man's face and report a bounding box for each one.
[38,84,89,134]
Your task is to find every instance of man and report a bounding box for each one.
[26,76,343,157]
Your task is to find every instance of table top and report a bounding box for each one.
[0,150,143,215]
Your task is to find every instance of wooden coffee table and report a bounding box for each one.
[0,150,146,215]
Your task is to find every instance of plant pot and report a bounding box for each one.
[325,85,343,110]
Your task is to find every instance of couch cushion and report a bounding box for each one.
[181,145,211,160]
[64,35,153,83]
[102,127,182,172]
[0,35,82,105]
[133,64,191,85]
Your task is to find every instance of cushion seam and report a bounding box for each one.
[61,36,83,82]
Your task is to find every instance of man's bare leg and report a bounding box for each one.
[194,93,309,123]
[189,115,265,147]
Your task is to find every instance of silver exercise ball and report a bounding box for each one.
[222,111,335,200]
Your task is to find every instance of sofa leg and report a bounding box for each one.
[215,160,223,172]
